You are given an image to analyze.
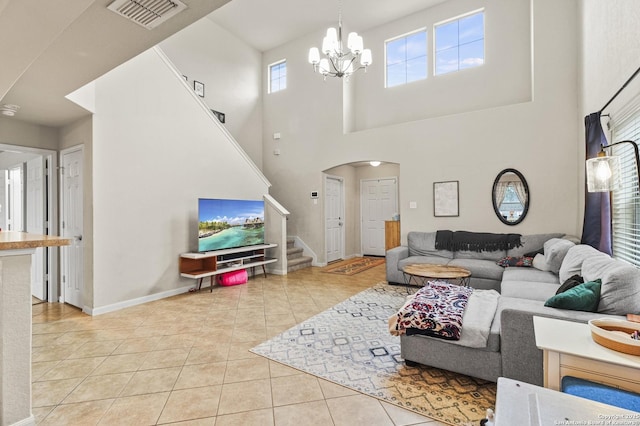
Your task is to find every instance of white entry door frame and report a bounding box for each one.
[0,144,58,302]
[26,157,45,300]
[60,146,84,309]
[324,174,345,263]
[361,177,398,256]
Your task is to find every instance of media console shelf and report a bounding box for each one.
[179,243,277,292]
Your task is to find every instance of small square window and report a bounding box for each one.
[269,60,286,93]
[435,11,484,75]
[385,30,427,88]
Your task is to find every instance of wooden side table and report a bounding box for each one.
[533,316,640,393]
[384,220,400,251]
[401,263,471,286]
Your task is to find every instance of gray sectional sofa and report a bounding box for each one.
[387,231,640,385]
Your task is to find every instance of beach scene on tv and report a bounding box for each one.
[198,198,265,252]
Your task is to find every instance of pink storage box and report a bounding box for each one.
[216,269,248,286]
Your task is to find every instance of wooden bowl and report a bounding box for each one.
[588,318,640,356]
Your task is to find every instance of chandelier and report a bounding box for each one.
[307,1,372,80]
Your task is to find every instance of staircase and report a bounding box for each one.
[286,238,313,272]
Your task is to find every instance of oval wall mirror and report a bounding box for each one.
[492,168,529,225]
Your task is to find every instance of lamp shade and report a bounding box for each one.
[319,58,331,75]
[308,47,320,64]
[360,49,372,66]
[586,155,621,192]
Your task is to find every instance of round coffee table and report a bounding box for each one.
[402,264,471,286]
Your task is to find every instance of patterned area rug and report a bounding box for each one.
[251,283,496,425]
[321,257,386,275]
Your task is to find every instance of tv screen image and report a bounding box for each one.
[198,198,265,252]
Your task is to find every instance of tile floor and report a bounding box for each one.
[31,263,447,425]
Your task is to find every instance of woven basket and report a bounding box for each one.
[589,319,640,356]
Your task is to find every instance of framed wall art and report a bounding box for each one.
[194,80,205,97]
[433,180,459,217]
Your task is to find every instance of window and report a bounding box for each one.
[385,30,427,88]
[269,60,286,93]
[611,112,640,267]
[435,11,484,75]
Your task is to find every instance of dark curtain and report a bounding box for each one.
[580,112,612,255]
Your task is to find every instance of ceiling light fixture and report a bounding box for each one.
[369,161,381,167]
[0,104,20,117]
[308,0,372,80]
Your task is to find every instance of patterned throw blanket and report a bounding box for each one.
[389,281,473,340]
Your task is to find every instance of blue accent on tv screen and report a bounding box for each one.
[198,198,265,252]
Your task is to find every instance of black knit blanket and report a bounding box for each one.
[435,230,522,252]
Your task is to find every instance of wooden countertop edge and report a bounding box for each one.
[0,232,71,250]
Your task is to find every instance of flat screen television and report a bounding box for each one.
[198,198,265,252]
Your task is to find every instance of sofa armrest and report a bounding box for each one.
[500,304,626,386]
[386,246,409,284]
[500,308,548,386]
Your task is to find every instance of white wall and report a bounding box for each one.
[91,48,269,310]
[159,17,263,168]
[263,0,580,264]
[579,1,640,117]
[0,117,58,151]
[351,0,531,131]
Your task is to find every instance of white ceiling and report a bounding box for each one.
[0,0,446,128]
[207,0,446,52]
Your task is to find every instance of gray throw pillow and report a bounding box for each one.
[543,238,575,273]
[558,244,608,283]
[582,256,640,315]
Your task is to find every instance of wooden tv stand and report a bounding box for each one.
[179,243,277,291]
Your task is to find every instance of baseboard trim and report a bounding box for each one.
[84,285,193,316]
[12,414,36,426]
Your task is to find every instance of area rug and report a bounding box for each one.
[321,257,386,275]
[250,283,496,425]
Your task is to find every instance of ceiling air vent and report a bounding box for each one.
[107,0,187,30]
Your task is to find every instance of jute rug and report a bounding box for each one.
[250,283,496,425]
[321,257,386,275]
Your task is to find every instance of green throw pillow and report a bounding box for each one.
[544,279,601,312]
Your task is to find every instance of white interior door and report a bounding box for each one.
[325,176,344,263]
[26,157,46,300]
[61,148,83,308]
[361,178,398,256]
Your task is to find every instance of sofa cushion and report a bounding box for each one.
[407,232,453,259]
[544,238,575,273]
[532,253,551,271]
[559,244,609,283]
[544,280,602,312]
[502,268,560,284]
[448,258,504,281]
[506,233,563,257]
[501,280,560,301]
[454,248,506,261]
[581,256,640,315]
